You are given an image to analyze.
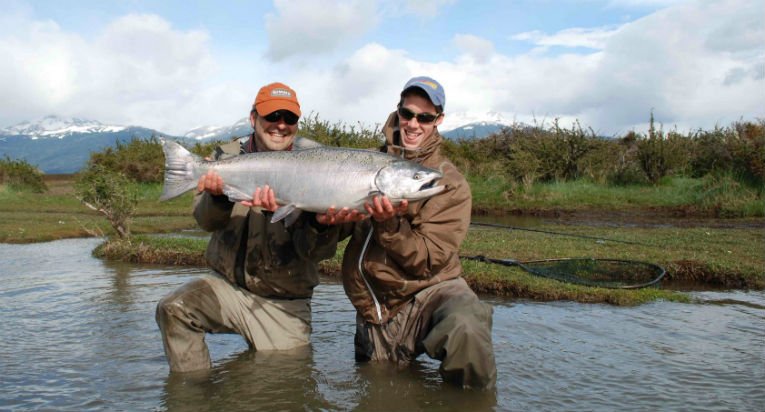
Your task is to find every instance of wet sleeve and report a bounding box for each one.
[191,147,235,231]
[291,213,342,263]
[192,191,234,231]
[373,170,472,279]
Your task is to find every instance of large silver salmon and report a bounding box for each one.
[158,138,445,224]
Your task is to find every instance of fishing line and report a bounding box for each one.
[469,221,655,247]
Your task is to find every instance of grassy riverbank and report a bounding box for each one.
[468,174,764,218]
[2,175,763,305]
[0,177,198,243]
[2,174,762,243]
[93,218,763,305]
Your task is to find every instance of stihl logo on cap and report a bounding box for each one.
[417,80,438,90]
[270,88,293,98]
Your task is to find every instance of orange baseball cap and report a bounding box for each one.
[253,82,301,117]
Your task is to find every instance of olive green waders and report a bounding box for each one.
[354,277,496,389]
[156,273,311,372]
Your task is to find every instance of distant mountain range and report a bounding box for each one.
[0,116,173,174]
[0,115,509,174]
[441,121,509,141]
[182,117,253,141]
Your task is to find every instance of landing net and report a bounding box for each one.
[460,255,666,289]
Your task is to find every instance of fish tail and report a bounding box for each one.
[158,138,202,200]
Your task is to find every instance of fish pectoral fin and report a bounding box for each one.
[283,209,302,227]
[271,204,301,226]
[366,190,383,199]
[222,186,252,203]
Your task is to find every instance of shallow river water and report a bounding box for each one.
[1,238,763,411]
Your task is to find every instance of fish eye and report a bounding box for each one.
[414,174,421,180]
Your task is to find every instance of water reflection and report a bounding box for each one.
[161,346,334,411]
[0,238,763,412]
[351,362,497,412]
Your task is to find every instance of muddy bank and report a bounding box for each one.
[471,207,765,230]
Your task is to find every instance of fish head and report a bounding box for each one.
[374,161,445,202]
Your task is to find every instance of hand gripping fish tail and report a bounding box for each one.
[158,138,204,201]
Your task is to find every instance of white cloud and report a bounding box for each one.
[441,0,764,135]
[1,0,761,139]
[0,11,219,134]
[264,0,379,61]
[286,43,411,129]
[281,0,764,137]
[83,14,216,103]
[580,0,765,132]
[511,26,622,50]
[453,34,495,64]
[0,9,83,121]
[401,0,457,14]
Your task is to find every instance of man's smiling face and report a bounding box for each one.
[397,94,443,149]
[251,110,298,152]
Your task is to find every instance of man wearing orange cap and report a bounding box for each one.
[156,82,339,372]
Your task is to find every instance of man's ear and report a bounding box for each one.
[250,111,257,128]
[435,113,444,127]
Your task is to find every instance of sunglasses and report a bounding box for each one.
[262,110,299,125]
[397,106,440,124]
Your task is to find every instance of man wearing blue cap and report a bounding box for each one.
[330,76,497,389]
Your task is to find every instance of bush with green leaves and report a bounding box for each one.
[74,164,138,238]
[85,136,165,183]
[731,120,765,185]
[441,119,603,186]
[687,121,764,185]
[298,112,384,148]
[0,155,48,193]
[634,113,686,185]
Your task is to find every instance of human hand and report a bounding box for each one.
[241,184,281,212]
[197,169,224,196]
[364,196,408,222]
[316,206,366,225]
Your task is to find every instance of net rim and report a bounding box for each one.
[460,255,667,289]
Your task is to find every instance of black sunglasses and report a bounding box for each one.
[262,110,299,125]
[397,106,440,124]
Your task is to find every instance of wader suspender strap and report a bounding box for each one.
[358,226,383,323]
[233,211,250,290]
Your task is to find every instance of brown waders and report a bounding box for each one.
[354,277,496,389]
[156,273,311,372]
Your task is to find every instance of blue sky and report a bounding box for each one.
[1,0,762,136]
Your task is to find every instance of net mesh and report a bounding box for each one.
[461,256,666,289]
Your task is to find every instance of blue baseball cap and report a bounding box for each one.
[401,76,445,109]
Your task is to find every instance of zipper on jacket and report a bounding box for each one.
[358,225,383,323]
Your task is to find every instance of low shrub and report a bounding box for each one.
[0,156,48,193]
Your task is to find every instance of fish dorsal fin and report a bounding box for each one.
[271,204,300,226]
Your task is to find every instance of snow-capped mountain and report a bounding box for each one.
[441,120,512,140]
[440,111,513,140]
[0,116,171,174]
[0,115,127,140]
[0,113,514,174]
[183,117,252,141]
